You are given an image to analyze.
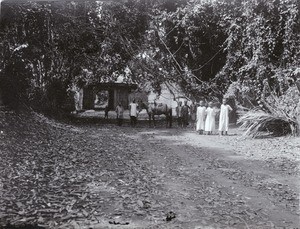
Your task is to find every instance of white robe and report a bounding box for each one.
[129,103,138,117]
[196,106,206,131]
[218,104,232,131]
[205,107,216,132]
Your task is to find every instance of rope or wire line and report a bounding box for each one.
[191,47,224,72]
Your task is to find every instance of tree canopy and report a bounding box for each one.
[0,0,299,115]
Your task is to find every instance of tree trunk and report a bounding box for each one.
[296,100,300,136]
[296,81,300,93]
[0,88,3,105]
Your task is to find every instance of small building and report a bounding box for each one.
[82,82,137,110]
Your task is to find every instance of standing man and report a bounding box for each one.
[196,100,206,134]
[129,99,138,127]
[115,102,124,126]
[219,98,233,135]
[104,105,109,119]
[181,100,189,128]
[176,101,183,128]
[190,100,197,130]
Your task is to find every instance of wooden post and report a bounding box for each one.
[296,81,300,93]
[227,97,237,124]
[108,89,114,110]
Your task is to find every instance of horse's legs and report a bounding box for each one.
[167,109,172,128]
[165,114,169,128]
[148,113,152,127]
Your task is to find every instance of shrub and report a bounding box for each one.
[238,85,300,137]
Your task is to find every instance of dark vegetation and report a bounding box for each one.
[0,1,299,227]
[0,0,299,130]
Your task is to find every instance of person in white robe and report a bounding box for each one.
[196,101,206,134]
[129,99,138,127]
[205,102,216,135]
[219,98,233,135]
[176,101,183,127]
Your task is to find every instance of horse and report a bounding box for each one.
[138,101,172,128]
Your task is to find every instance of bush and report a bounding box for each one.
[238,109,295,137]
[0,57,32,109]
[238,85,300,137]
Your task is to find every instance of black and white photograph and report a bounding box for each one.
[0,0,299,228]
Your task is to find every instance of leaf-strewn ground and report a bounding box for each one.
[0,109,299,228]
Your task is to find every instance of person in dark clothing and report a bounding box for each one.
[104,105,109,119]
[190,100,197,130]
[181,100,189,128]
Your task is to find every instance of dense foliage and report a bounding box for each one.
[0,0,150,111]
[0,0,299,132]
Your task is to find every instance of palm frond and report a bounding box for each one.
[238,109,298,137]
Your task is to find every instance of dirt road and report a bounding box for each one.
[122,127,300,228]
[0,111,299,228]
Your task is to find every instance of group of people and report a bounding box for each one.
[115,99,138,127]
[114,98,233,135]
[176,98,233,135]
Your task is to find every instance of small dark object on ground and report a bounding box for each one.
[108,220,129,225]
[166,211,176,221]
